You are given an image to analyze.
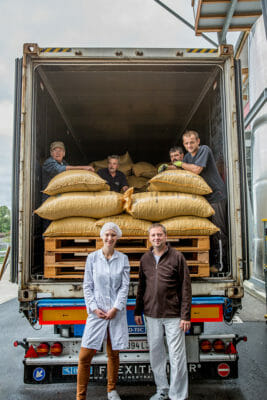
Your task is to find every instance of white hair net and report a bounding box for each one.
[100,222,122,239]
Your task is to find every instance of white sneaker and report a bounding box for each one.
[107,390,121,400]
[149,391,169,400]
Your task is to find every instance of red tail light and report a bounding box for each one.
[200,339,212,352]
[36,343,50,357]
[50,342,63,356]
[24,345,38,358]
[213,339,225,353]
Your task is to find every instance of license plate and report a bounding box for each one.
[62,364,154,381]
[124,339,149,352]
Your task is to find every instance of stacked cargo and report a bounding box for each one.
[34,170,122,278]
[123,169,219,277]
[35,160,219,279]
[34,168,153,278]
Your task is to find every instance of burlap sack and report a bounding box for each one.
[93,151,133,176]
[132,162,157,179]
[96,214,151,236]
[124,188,214,221]
[160,216,219,236]
[127,175,148,190]
[44,217,100,237]
[43,170,109,195]
[118,163,132,176]
[93,158,108,170]
[35,191,124,220]
[119,151,133,165]
[148,170,212,195]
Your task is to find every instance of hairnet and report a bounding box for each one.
[100,222,122,239]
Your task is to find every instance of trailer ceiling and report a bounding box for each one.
[36,63,221,162]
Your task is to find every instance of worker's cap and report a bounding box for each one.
[50,141,65,152]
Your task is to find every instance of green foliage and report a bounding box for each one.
[0,206,11,233]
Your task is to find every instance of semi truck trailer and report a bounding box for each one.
[12,43,248,383]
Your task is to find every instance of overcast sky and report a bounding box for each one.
[0,0,240,208]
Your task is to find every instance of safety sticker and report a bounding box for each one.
[186,48,217,53]
[40,48,72,53]
[33,367,46,381]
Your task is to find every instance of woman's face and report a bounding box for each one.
[102,229,118,248]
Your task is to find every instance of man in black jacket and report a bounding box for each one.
[135,223,191,400]
[97,155,128,193]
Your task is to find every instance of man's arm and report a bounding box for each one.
[66,165,94,172]
[134,260,146,325]
[43,157,66,176]
[181,162,203,175]
[120,172,129,192]
[178,253,192,330]
[181,146,211,175]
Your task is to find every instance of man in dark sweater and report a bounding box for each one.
[135,223,191,400]
[97,155,129,193]
[179,130,228,273]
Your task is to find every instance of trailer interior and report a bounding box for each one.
[31,61,229,278]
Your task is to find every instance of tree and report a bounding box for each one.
[0,206,11,233]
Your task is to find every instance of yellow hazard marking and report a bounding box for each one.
[186,48,217,54]
[191,306,220,319]
[40,47,71,53]
[41,308,87,322]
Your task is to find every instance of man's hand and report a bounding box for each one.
[94,309,107,319]
[158,164,168,173]
[105,308,118,320]
[180,320,191,332]
[85,165,95,172]
[122,185,129,192]
[134,315,143,325]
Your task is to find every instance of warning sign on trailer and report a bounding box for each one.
[217,363,230,377]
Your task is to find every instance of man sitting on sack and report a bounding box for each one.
[97,155,129,193]
[42,141,95,199]
[158,146,184,173]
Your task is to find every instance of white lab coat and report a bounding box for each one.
[81,249,130,350]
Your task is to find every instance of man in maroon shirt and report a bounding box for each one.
[135,224,191,400]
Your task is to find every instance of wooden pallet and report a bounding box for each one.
[44,236,210,279]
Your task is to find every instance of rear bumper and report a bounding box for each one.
[23,358,238,384]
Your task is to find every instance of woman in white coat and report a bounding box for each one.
[76,222,130,400]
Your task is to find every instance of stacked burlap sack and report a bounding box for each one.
[35,157,219,238]
[123,169,219,236]
[35,169,151,237]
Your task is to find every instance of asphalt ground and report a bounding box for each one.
[0,295,266,400]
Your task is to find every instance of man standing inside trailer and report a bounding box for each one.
[135,223,191,400]
[98,155,129,193]
[179,130,228,273]
[158,146,184,173]
[42,141,95,198]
